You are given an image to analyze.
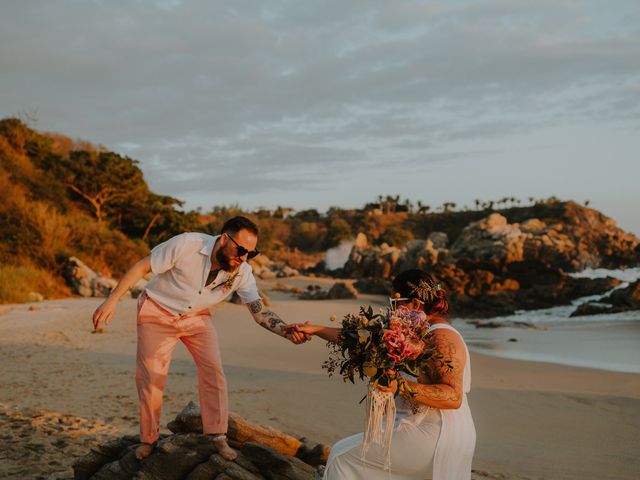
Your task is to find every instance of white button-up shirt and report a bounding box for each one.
[144,232,260,315]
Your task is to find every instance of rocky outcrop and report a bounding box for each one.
[570,280,640,316]
[342,242,402,279]
[299,282,358,300]
[249,255,299,280]
[63,257,147,298]
[446,268,620,318]
[451,204,639,271]
[73,402,329,480]
[64,257,115,297]
[339,202,638,318]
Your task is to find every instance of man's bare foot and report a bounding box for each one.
[208,434,237,461]
[134,443,154,460]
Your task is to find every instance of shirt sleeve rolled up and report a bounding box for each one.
[235,266,261,304]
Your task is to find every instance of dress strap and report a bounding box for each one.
[429,323,457,333]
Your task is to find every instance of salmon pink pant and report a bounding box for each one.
[136,292,228,444]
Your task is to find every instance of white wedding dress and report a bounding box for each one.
[323,323,476,480]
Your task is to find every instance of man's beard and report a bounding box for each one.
[215,248,235,272]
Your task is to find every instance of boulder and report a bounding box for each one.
[570,280,640,316]
[353,232,368,249]
[326,282,358,300]
[249,255,299,280]
[90,276,118,298]
[280,266,300,278]
[353,278,392,295]
[64,257,120,298]
[570,302,612,317]
[427,232,449,250]
[342,242,402,279]
[299,282,358,300]
[241,443,316,480]
[606,280,640,310]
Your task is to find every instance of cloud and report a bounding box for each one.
[1,0,639,216]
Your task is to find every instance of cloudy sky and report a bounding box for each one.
[2,0,639,234]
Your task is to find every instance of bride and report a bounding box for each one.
[292,269,475,480]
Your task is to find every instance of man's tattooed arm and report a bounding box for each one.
[246,299,288,336]
[405,329,466,409]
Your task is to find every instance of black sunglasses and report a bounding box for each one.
[226,233,260,259]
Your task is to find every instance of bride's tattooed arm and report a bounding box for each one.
[246,298,292,337]
[405,330,466,409]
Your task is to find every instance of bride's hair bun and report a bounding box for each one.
[392,269,449,317]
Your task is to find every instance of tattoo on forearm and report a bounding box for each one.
[248,299,263,315]
[416,384,460,403]
[250,304,288,334]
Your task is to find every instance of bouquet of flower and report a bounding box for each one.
[323,303,443,394]
[323,301,446,467]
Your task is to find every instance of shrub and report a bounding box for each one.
[0,264,70,304]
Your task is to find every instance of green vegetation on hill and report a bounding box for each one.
[0,118,198,302]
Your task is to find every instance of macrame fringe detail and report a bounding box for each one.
[362,387,396,470]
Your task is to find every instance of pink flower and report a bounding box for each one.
[402,338,426,360]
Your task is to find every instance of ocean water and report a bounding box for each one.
[456,268,640,374]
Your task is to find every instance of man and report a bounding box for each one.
[92,216,308,461]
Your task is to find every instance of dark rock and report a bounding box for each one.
[298,282,358,300]
[298,286,328,300]
[353,277,392,295]
[295,439,331,467]
[90,449,140,480]
[606,280,640,309]
[73,436,139,479]
[468,320,545,330]
[186,452,264,480]
[326,282,358,299]
[570,280,640,316]
[570,302,612,317]
[241,443,316,480]
[167,401,202,434]
[135,434,218,480]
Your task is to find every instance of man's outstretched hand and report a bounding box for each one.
[92,298,117,332]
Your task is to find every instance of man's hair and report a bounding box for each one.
[220,216,259,236]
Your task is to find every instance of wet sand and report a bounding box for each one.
[1,282,639,479]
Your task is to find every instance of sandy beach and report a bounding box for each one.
[1,280,639,480]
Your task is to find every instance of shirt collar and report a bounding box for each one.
[200,234,220,257]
